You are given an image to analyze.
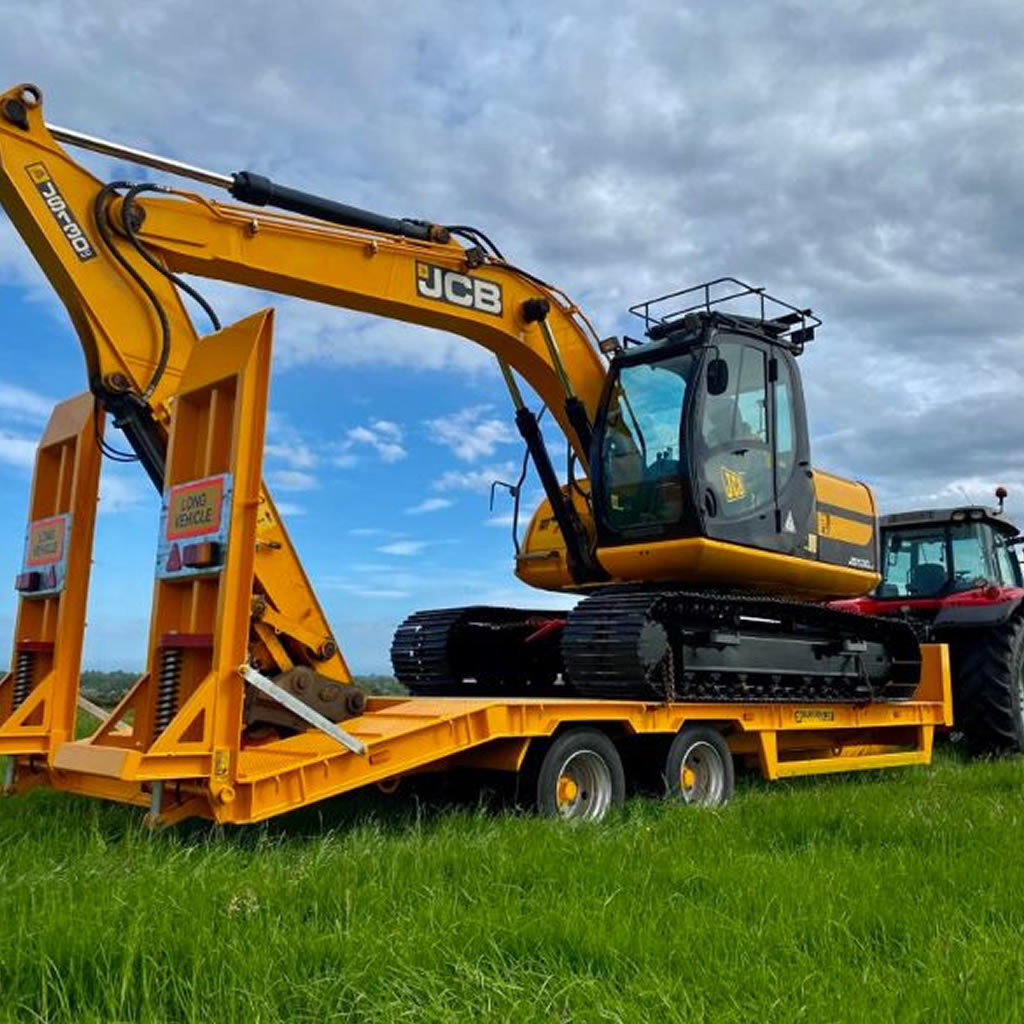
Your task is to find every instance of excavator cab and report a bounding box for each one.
[590,281,818,562]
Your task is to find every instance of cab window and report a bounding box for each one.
[699,340,771,520]
[599,353,695,531]
[774,357,797,490]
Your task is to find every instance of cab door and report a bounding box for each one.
[693,334,815,557]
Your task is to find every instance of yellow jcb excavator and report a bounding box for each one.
[0,83,922,815]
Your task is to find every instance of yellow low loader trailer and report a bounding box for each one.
[0,310,952,825]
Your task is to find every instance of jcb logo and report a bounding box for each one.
[416,262,502,316]
[25,162,95,262]
[721,466,746,502]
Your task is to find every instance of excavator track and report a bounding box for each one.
[393,590,921,704]
[561,588,922,703]
[391,606,571,696]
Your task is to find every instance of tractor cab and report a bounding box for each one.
[834,495,1024,632]
[875,505,1022,601]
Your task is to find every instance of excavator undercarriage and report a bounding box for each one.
[392,591,921,704]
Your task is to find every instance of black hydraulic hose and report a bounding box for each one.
[121,184,221,332]
[445,224,506,261]
[91,397,137,463]
[92,182,171,401]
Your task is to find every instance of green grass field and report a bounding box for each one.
[2,750,1023,1023]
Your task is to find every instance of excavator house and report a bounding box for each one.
[0,83,951,825]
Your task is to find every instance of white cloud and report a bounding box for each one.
[340,420,407,463]
[264,412,321,478]
[98,473,148,514]
[0,381,55,424]
[322,582,412,599]
[0,432,36,470]
[434,461,518,494]
[377,540,429,556]
[349,527,401,537]
[262,305,496,376]
[405,497,453,515]
[426,405,517,462]
[485,511,517,528]
[266,469,318,492]
[265,441,318,468]
[273,501,307,516]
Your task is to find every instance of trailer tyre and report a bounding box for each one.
[954,615,1024,754]
[534,728,625,821]
[663,726,734,806]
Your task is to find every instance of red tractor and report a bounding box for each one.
[835,489,1024,753]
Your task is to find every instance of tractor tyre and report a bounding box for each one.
[953,614,1024,754]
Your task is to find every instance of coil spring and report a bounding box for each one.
[154,647,182,734]
[12,650,34,709]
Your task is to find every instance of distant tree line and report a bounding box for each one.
[81,670,406,707]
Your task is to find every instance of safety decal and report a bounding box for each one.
[18,513,71,595]
[156,473,232,579]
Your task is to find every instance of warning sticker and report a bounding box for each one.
[166,477,226,540]
[157,473,232,579]
[20,514,71,595]
[26,515,68,566]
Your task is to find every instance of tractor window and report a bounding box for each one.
[699,340,771,520]
[993,534,1021,586]
[879,528,948,597]
[878,522,1002,598]
[949,523,996,591]
[600,352,695,531]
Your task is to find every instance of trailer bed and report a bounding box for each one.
[0,644,949,825]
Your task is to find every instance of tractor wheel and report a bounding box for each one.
[663,726,734,806]
[533,728,625,821]
[953,615,1024,754]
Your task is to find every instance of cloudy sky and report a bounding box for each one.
[0,1,1022,671]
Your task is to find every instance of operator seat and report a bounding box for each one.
[908,563,947,597]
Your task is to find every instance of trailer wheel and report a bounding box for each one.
[954,615,1024,754]
[663,726,734,807]
[534,728,625,821]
